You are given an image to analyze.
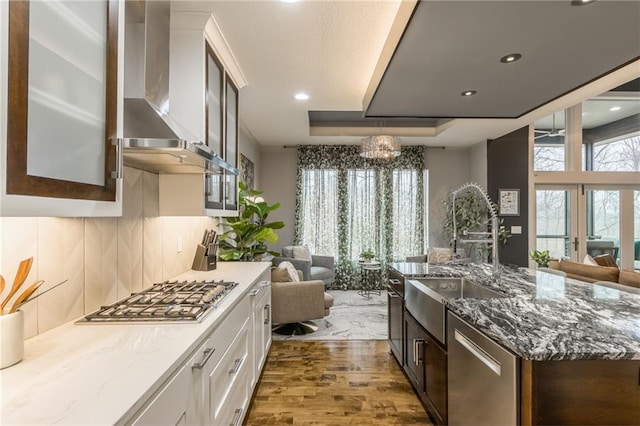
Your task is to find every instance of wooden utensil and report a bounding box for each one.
[1,257,34,311]
[0,274,5,295]
[9,280,45,314]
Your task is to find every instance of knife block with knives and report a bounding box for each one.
[192,229,218,271]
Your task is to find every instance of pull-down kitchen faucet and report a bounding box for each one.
[452,182,500,279]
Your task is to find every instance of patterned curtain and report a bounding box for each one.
[294,145,425,290]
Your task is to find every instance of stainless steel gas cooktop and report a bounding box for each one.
[77,279,238,324]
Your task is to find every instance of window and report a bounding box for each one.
[592,136,640,172]
[346,169,379,260]
[532,83,640,270]
[536,190,570,259]
[294,145,425,289]
[534,111,566,171]
[392,169,422,260]
[298,169,339,256]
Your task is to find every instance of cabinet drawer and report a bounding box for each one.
[208,319,250,424]
[129,364,190,426]
[203,296,250,369]
[248,279,271,302]
[217,361,250,426]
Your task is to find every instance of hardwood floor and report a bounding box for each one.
[244,340,433,425]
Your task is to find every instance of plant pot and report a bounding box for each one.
[0,310,24,369]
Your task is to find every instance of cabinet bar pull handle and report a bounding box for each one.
[192,347,215,370]
[388,291,400,298]
[389,279,401,285]
[111,138,123,179]
[260,280,271,287]
[264,304,270,324]
[454,329,501,376]
[249,289,259,297]
[413,339,424,366]
[229,408,243,426]
[229,357,243,374]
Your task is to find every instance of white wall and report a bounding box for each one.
[258,145,481,254]
[425,147,472,248]
[239,126,261,191]
[259,148,297,253]
[0,167,217,339]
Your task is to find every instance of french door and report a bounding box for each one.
[535,185,639,270]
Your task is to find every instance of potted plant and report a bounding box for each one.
[359,248,375,263]
[442,190,492,261]
[218,182,284,261]
[530,249,551,267]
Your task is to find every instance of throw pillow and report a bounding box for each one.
[271,267,293,283]
[277,261,300,282]
[292,245,312,262]
[428,247,452,263]
[583,254,598,266]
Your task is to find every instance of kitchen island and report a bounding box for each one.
[389,262,640,425]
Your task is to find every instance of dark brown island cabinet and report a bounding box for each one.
[387,265,448,425]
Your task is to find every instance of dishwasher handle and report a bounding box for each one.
[454,329,501,376]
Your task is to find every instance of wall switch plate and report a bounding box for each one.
[177,236,183,253]
[511,226,522,235]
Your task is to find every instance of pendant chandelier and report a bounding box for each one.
[359,135,401,160]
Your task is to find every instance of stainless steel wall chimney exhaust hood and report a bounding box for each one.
[122,0,237,175]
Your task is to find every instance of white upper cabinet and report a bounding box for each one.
[163,11,245,217]
[0,0,124,217]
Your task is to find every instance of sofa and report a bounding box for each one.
[549,257,640,289]
[273,246,335,287]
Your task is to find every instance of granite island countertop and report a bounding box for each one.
[391,262,640,361]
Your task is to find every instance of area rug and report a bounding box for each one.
[271,289,388,341]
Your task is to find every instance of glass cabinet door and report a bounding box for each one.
[224,76,239,211]
[6,0,118,201]
[205,42,223,157]
[204,172,223,211]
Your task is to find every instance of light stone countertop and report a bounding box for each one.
[397,262,640,361]
[0,262,270,426]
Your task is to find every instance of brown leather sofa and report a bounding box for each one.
[549,257,640,289]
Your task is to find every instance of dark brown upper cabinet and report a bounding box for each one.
[6,0,118,202]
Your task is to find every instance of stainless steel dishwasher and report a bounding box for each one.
[447,312,519,425]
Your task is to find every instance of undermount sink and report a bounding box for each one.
[405,277,505,344]
[418,277,505,301]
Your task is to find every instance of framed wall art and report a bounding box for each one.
[498,188,520,216]
[240,153,255,190]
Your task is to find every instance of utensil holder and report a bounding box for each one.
[0,310,24,369]
[192,244,217,271]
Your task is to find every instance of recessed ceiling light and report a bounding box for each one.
[500,53,522,63]
[571,0,595,6]
[609,106,621,112]
[461,90,476,97]
[294,92,309,101]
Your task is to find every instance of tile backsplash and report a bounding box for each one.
[0,168,218,338]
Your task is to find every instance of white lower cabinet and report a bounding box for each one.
[250,278,272,389]
[126,272,272,426]
[129,363,191,426]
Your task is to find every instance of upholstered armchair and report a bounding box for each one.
[271,270,334,335]
[273,246,335,287]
